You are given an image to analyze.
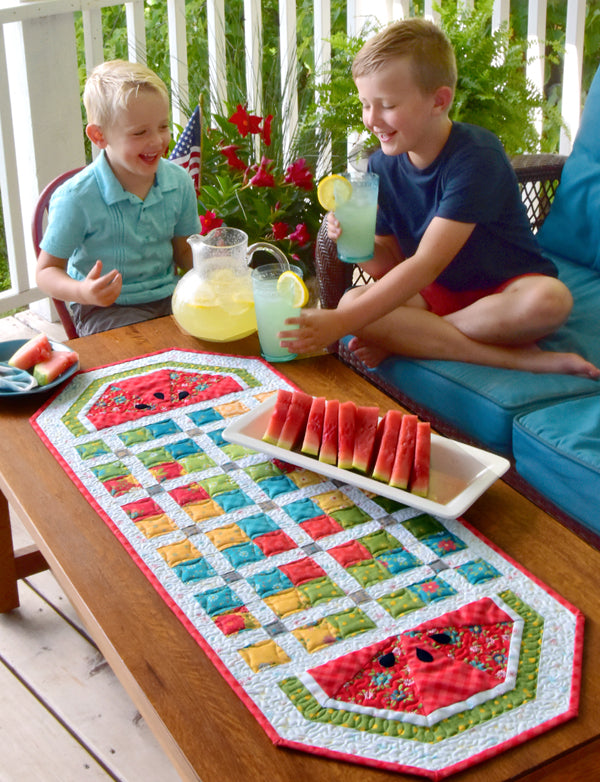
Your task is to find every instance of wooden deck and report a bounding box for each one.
[0,310,183,782]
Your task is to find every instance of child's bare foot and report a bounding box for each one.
[348,337,392,368]
[524,349,600,377]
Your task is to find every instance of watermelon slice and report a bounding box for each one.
[277,390,313,450]
[352,406,380,473]
[372,410,403,483]
[263,389,293,445]
[337,400,357,470]
[301,396,326,456]
[32,349,78,386]
[8,333,52,370]
[389,414,418,490]
[410,421,431,497]
[319,399,339,465]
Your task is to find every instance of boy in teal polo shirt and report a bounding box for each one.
[36,60,200,336]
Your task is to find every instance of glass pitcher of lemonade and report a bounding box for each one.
[172,227,289,341]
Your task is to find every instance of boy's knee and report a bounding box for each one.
[531,277,573,326]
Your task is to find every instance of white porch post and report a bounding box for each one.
[4,12,85,292]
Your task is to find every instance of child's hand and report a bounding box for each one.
[278,308,351,355]
[326,212,342,241]
[82,260,122,307]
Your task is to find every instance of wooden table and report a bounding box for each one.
[1,316,599,782]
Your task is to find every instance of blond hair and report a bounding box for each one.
[352,18,457,95]
[83,60,169,127]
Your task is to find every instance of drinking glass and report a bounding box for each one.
[335,171,379,263]
[251,264,303,362]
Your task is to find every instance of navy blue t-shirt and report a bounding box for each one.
[368,122,557,291]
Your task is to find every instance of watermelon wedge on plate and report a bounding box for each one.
[372,410,403,483]
[263,389,293,445]
[352,406,380,473]
[277,390,313,450]
[337,400,357,470]
[319,399,339,465]
[410,421,431,497]
[390,414,418,490]
[301,396,326,456]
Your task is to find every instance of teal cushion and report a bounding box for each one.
[537,66,600,270]
[342,255,600,456]
[513,396,600,535]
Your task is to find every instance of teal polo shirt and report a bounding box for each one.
[41,151,201,305]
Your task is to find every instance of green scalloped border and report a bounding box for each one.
[279,590,543,744]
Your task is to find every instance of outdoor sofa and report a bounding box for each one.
[314,66,600,543]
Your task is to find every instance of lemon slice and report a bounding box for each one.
[317,174,353,211]
[277,271,309,307]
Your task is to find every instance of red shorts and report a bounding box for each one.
[420,274,542,316]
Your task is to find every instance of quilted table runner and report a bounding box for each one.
[31,349,583,780]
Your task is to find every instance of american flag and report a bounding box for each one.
[169,105,201,196]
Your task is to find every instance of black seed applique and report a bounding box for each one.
[178,391,190,400]
[134,403,152,410]
[430,633,452,645]
[378,652,396,668]
[416,648,434,663]
[154,392,165,400]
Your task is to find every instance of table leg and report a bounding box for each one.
[0,489,19,612]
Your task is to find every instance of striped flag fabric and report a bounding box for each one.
[169,105,201,195]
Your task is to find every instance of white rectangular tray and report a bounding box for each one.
[223,396,510,519]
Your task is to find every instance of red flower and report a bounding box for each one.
[220,144,247,171]
[249,156,275,187]
[261,114,274,146]
[288,222,311,246]
[284,158,314,191]
[228,104,262,137]
[272,221,290,240]
[200,210,224,235]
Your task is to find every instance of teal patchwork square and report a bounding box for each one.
[248,568,294,597]
[283,498,323,523]
[408,577,457,604]
[216,490,254,512]
[173,557,216,583]
[196,585,243,616]
[188,409,224,426]
[238,513,280,538]
[258,475,296,498]
[222,542,265,568]
[422,531,467,557]
[377,547,422,574]
[456,558,502,584]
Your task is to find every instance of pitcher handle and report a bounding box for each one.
[247,242,290,271]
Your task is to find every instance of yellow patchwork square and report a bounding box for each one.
[184,498,224,523]
[289,469,326,488]
[264,587,306,618]
[135,513,177,539]
[239,639,290,672]
[254,390,277,404]
[292,619,338,653]
[314,490,354,514]
[206,523,250,550]
[157,538,201,567]
[213,400,250,418]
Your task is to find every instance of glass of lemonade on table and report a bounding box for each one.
[251,264,308,362]
[318,171,379,263]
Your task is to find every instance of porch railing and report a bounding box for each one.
[0,0,590,316]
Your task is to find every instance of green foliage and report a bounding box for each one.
[438,0,564,154]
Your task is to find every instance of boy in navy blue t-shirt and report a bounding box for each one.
[281,19,598,377]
